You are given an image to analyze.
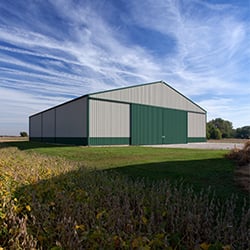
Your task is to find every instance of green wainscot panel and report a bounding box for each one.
[187,137,207,143]
[89,137,130,145]
[29,137,42,142]
[42,137,56,143]
[55,137,88,145]
[30,137,88,145]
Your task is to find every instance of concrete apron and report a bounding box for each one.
[146,142,244,150]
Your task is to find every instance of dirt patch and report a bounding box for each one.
[235,164,250,193]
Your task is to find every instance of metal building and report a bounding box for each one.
[29,81,206,145]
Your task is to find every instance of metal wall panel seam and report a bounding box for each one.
[41,112,43,138]
[29,117,31,138]
[86,96,90,145]
[55,108,56,139]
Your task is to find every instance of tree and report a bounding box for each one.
[20,131,28,137]
[207,118,233,139]
[235,126,250,139]
[206,122,213,139]
[213,127,222,139]
[207,123,222,139]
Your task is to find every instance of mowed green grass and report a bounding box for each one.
[2,141,247,202]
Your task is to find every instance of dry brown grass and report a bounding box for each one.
[235,164,250,193]
[226,140,250,166]
[0,136,28,142]
[226,141,250,193]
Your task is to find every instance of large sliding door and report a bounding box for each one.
[131,104,187,145]
[131,105,162,145]
[162,109,187,144]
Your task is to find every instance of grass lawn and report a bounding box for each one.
[1,141,247,201]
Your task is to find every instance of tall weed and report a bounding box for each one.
[226,140,250,166]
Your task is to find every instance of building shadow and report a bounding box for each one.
[104,158,249,201]
[10,159,249,249]
[0,141,73,150]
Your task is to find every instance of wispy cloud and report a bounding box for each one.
[0,0,249,134]
[128,0,250,85]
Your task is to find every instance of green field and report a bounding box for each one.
[1,141,249,249]
[2,141,247,201]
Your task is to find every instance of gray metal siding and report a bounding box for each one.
[188,112,206,138]
[42,109,55,137]
[89,99,130,137]
[30,114,42,137]
[55,97,87,137]
[90,82,204,113]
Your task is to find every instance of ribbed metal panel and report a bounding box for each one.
[89,99,130,138]
[163,108,187,144]
[188,112,206,137]
[42,109,55,137]
[131,104,163,145]
[30,114,42,137]
[55,97,87,137]
[90,82,204,113]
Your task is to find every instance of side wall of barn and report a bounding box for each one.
[29,97,88,145]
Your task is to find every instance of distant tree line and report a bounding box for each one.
[206,118,250,139]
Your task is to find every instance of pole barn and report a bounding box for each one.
[29,81,206,145]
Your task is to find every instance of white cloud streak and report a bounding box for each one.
[0,0,249,134]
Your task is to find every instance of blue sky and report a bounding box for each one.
[0,0,249,135]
